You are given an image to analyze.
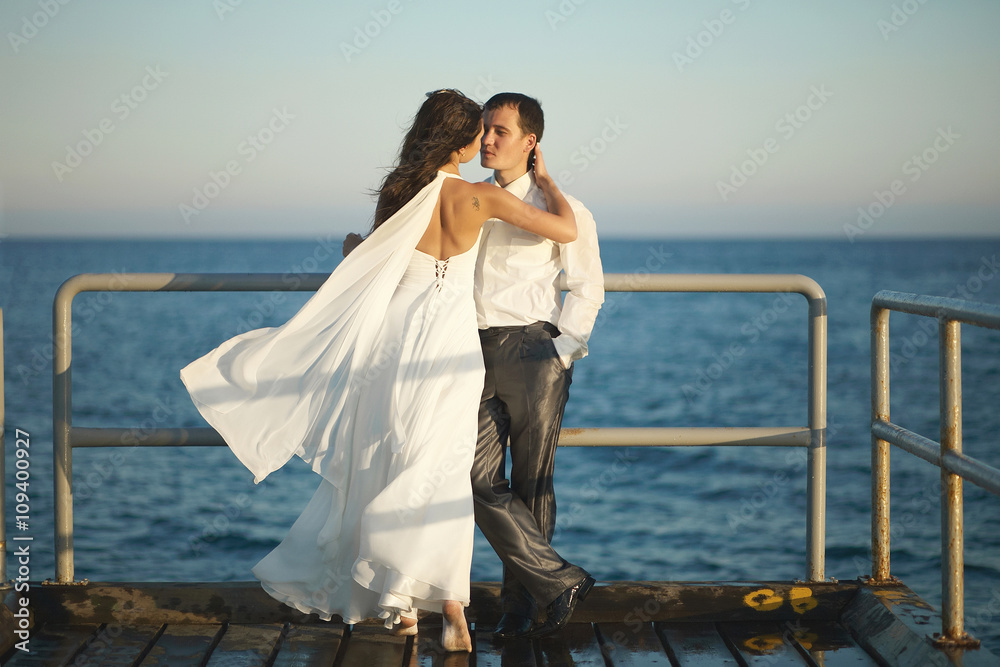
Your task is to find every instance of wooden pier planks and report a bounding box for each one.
[719,621,817,665]
[841,586,999,667]
[270,623,345,666]
[791,621,881,666]
[203,622,285,665]
[337,623,410,667]
[139,624,227,666]
[656,622,739,665]
[3,581,997,665]
[595,621,672,665]
[535,622,607,666]
[412,630,461,666]
[1,624,100,666]
[65,623,164,666]
[0,619,984,665]
[474,626,532,667]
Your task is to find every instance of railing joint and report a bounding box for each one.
[861,574,901,586]
[40,578,89,586]
[932,633,981,650]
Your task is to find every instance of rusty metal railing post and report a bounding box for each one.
[869,290,1000,649]
[939,319,964,642]
[870,305,891,582]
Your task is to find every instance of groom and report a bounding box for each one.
[472,92,604,639]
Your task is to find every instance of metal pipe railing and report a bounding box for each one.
[870,290,1000,648]
[69,425,812,448]
[52,272,827,584]
[870,421,1000,495]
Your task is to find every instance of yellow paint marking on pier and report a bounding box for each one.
[743,586,817,614]
[743,588,783,612]
[792,629,818,649]
[789,586,818,613]
[744,633,784,653]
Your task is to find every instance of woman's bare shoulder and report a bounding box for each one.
[443,178,492,192]
[441,178,495,204]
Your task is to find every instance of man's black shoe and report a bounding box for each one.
[525,575,596,638]
[494,612,534,640]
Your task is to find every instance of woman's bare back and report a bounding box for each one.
[413,177,484,261]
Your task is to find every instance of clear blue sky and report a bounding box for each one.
[1,1,998,238]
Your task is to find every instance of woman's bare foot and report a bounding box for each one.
[392,616,419,636]
[441,601,472,652]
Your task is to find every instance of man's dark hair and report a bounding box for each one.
[484,92,544,143]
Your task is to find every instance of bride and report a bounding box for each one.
[181,89,576,652]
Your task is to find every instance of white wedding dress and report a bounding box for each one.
[180,172,483,625]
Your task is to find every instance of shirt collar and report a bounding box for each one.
[489,170,535,199]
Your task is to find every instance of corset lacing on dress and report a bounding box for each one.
[433,257,450,292]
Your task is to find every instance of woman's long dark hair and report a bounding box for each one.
[372,89,482,231]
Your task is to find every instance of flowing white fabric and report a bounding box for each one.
[182,171,449,489]
[180,171,483,623]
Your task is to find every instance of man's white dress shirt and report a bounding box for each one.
[474,171,604,368]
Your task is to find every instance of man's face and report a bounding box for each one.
[480,105,535,172]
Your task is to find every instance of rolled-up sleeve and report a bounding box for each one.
[553,198,604,367]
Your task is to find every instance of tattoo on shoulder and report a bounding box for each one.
[472,196,480,211]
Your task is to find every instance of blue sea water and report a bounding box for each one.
[2,237,999,647]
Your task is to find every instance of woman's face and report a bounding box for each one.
[460,123,484,164]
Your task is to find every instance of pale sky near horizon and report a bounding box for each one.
[1,1,999,239]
